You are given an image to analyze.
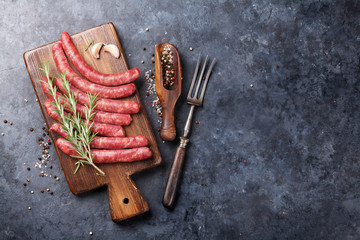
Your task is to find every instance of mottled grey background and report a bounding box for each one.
[1,0,360,239]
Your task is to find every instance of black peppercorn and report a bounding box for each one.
[23,183,27,186]
[3,120,7,123]
[30,128,34,132]
[27,167,30,171]
[40,189,44,193]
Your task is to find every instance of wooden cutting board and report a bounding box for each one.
[23,22,162,222]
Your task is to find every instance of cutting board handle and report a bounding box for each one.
[107,173,149,222]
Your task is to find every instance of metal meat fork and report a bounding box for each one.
[163,54,216,208]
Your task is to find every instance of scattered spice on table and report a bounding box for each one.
[141,60,144,64]
[145,28,149,32]
[3,120,7,123]
[144,70,162,127]
[9,122,13,125]
[50,191,53,195]
[250,83,254,88]
[28,207,31,210]
[30,191,34,194]
[1,133,4,136]
[275,64,279,68]
[27,167,31,171]
[23,183,27,186]
[189,47,193,51]
[30,128,34,132]
[89,232,93,236]
[40,189,44,193]
[142,47,146,51]
[27,179,30,182]
[24,99,28,102]
[195,121,200,124]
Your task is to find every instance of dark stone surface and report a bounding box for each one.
[1,0,360,239]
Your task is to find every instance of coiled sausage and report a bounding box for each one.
[54,77,140,114]
[50,123,148,149]
[44,100,125,137]
[52,42,136,99]
[56,138,153,163]
[41,77,132,126]
[61,32,140,86]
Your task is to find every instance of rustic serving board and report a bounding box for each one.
[23,22,162,222]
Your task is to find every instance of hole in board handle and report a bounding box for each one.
[123,198,129,204]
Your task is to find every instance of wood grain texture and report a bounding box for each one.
[154,43,182,141]
[23,22,162,222]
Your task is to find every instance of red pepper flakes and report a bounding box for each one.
[229,169,231,171]
[47,139,50,142]
[244,160,247,163]
[195,121,200,124]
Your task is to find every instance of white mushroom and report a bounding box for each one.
[103,44,120,59]
[91,42,104,59]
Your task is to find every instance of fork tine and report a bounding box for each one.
[193,55,208,98]
[187,54,201,99]
[199,58,216,102]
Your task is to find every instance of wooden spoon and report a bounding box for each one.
[155,43,182,141]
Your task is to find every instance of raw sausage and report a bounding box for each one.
[61,32,140,86]
[41,77,132,126]
[50,123,148,149]
[56,138,153,163]
[52,42,136,99]
[44,100,125,137]
[55,77,140,114]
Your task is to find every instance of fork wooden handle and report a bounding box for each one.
[162,137,189,208]
[160,106,176,141]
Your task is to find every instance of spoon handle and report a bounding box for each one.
[160,105,176,141]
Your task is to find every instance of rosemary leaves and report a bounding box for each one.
[39,63,104,176]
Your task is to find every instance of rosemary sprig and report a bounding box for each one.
[39,63,104,176]
[85,40,93,51]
